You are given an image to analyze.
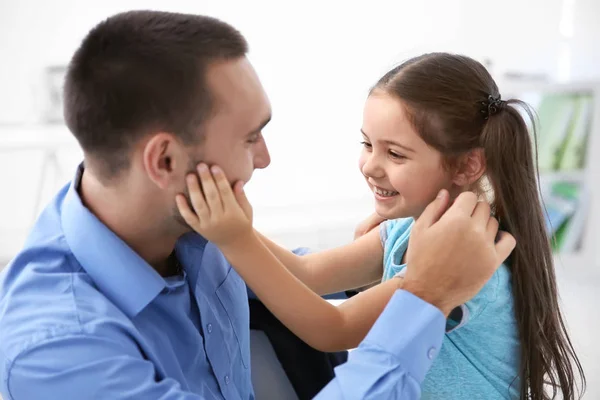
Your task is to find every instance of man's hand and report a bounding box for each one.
[404,190,516,316]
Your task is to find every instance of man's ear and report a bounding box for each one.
[142,133,187,190]
[452,148,486,187]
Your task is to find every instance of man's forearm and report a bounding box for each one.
[315,290,446,399]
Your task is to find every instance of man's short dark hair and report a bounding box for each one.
[63,10,248,179]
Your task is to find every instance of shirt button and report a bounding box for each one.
[207,323,213,334]
[224,375,230,385]
[428,347,437,360]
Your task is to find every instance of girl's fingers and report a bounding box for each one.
[186,172,210,222]
[175,193,200,229]
[211,166,237,208]
[197,163,223,215]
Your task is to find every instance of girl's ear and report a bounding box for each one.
[452,148,486,187]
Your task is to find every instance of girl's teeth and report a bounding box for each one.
[375,188,398,197]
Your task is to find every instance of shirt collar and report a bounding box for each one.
[61,164,167,318]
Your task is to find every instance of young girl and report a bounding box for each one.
[176,53,585,399]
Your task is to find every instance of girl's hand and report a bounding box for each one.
[175,163,254,248]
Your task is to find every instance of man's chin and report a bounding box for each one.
[173,214,195,235]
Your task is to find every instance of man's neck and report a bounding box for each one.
[79,168,179,275]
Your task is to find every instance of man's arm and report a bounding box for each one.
[315,290,446,399]
[4,333,207,400]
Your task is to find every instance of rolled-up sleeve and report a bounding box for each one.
[315,290,445,399]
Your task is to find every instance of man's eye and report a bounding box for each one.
[247,133,260,143]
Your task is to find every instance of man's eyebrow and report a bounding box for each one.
[360,129,415,153]
[247,116,272,137]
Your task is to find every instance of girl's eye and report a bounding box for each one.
[389,151,406,160]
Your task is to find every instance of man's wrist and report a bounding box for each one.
[402,279,453,317]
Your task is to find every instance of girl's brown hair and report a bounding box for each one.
[373,52,585,400]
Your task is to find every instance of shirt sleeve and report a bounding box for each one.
[5,333,209,400]
[314,290,445,399]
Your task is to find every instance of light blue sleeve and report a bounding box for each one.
[5,333,207,400]
[379,218,414,248]
[314,290,446,399]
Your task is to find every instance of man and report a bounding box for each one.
[0,10,514,399]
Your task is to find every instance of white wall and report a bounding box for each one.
[3,0,599,257]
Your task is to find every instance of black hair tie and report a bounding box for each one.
[480,94,506,120]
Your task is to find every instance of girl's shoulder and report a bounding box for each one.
[380,217,415,247]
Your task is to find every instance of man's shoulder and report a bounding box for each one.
[19,181,71,246]
[0,242,127,364]
[2,187,77,306]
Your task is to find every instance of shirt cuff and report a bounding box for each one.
[361,289,445,383]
